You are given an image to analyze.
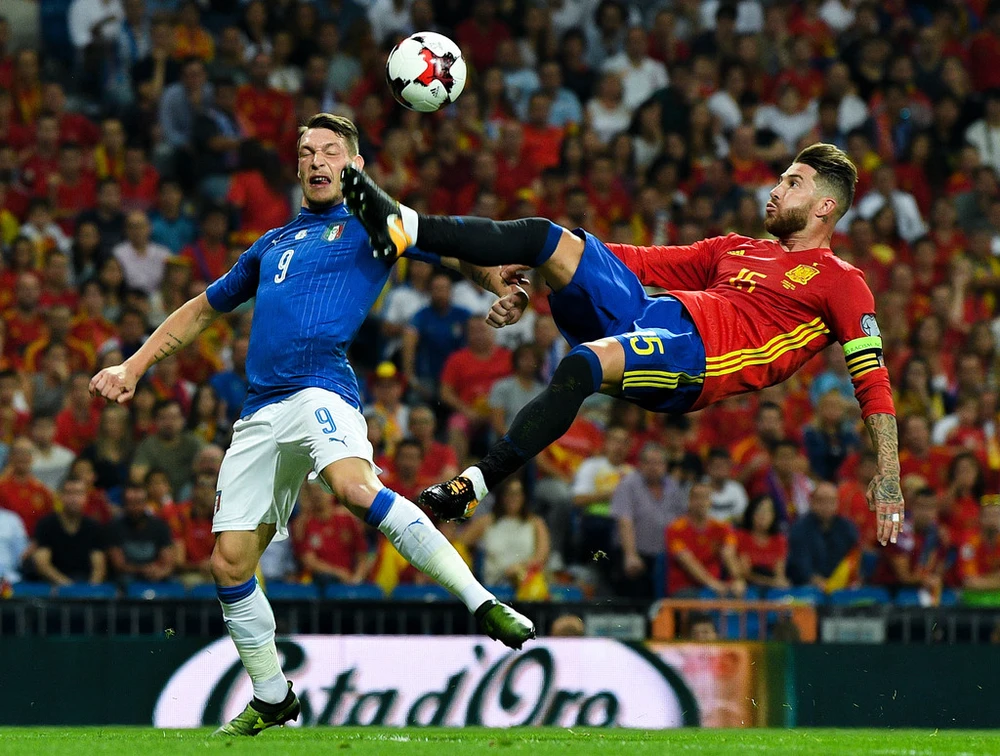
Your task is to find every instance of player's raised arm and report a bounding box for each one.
[89,292,222,403]
[440,257,529,328]
[92,226,264,403]
[824,266,903,546]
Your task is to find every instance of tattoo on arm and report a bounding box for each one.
[471,268,492,290]
[153,332,184,363]
[864,413,900,473]
[864,412,903,503]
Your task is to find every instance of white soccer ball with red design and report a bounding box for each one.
[386,31,467,113]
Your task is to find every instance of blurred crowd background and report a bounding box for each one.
[1,0,999,607]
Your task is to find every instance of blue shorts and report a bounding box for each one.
[547,230,706,413]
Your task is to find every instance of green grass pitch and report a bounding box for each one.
[1,728,998,755]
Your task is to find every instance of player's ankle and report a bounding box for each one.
[399,204,419,244]
[461,466,489,502]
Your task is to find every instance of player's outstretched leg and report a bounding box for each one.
[420,343,608,522]
[341,164,563,269]
[363,486,535,649]
[211,532,300,736]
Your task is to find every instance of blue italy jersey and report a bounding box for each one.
[206,203,434,418]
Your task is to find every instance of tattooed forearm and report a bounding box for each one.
[471,268,494,291]
[152,332,184,363]
[864,413,904,544]
[459,262,506,296]
[864,413,901,475]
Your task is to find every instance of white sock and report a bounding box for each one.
[461,466,489,502]
[378,492,494,612]
[398,203,419,244]
[219,581,289,704]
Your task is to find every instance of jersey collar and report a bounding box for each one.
[299,202,349,218]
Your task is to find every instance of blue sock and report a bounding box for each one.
[217,575,257,604]
[365,487,397,527]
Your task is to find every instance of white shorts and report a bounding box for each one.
[213,388,377,541]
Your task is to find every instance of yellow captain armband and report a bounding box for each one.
[842,336,884,379]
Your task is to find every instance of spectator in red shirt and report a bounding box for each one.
[119,144,160,212]
[162,470,218,585]
[37,143,97,233]
[66,456,115,523]
[71,280,117,356]
[585,154,631,237]
[0,89,32,153]
[440,316,513,463]
[898,414,953,492]
[298,484,372,586]
[969,5,1000,92]
[38,251,81,311]
[236,52,295,152]
[227,142,292,234]
[23,304,94,374]
[521,93,564,171]
[494,121,540,208]
[380,437,435,505]
[4,273,46,362]
[407,404,459,484]
[453,152,503,217]
[940,451,984,538]
[20,114,61,194]
[55,373,102,454]
[11,49,42,125]
[41,81,100,148]
[180,204,229,283]
[0,437,55,536]
[456,0,511,72]
[0,370,29,443]
[872,486,951,595]
[665,482,744,597]
[736,494,790,590]
[960,497,1000,590]
[731,401,785,494]
[838,450,880,551]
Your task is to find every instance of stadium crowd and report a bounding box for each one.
[1,0,1000,607]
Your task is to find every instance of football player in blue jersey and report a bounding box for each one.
[90,113,535,736]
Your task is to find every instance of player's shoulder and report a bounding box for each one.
[820,249,865,277]
[249,225,287,252]
[702,232,757,253]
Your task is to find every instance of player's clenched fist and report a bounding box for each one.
[90,363,140,404]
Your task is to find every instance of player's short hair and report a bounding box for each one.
[298,113,360,158]
[793,143,858,221]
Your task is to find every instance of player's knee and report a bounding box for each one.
[554,345,604,393]
[324,471,381,513]
[210,537,256,586]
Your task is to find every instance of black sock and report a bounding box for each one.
[477,351,598,490]
[416,215,558,267]
[252,690,292,713]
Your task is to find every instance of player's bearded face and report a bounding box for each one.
[764,200,810,238]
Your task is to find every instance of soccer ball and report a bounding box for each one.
[386,31,467,113]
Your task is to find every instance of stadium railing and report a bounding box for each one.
[649,597,819,642]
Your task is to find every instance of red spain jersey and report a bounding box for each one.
[959,530,1000,581]
[299,510,368,573]
[735,530,788,575]
[665,516,736,595]
[608,234,895,419]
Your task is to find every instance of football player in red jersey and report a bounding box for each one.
[343,143,904,546]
